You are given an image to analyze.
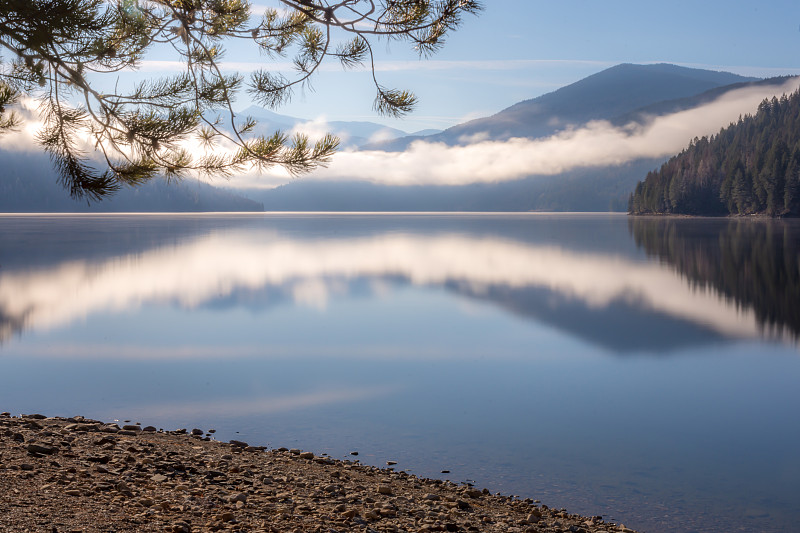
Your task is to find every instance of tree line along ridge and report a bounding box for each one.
[629,88,800,217]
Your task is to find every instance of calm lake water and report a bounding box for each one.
[1,213,798,533]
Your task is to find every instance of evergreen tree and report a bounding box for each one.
[785,146,800,215]
[629,87,800,217]
[0,0,481,200]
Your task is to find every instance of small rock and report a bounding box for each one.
[26,444,58,455]
[299,451,314,460]
[229,492,248,503]
[377,484,393,495]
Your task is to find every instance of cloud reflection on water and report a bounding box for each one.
[0,229,774,351]
[116,385,400,419]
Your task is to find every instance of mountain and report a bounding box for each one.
[236,105,410,147]
[364,63,758,152]
[249,65,789,212]
[0,149,263,213]
[629,89,800,216]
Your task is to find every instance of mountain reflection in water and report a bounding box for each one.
[0,214,792,352]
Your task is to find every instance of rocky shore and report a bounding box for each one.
[0,413,640,533]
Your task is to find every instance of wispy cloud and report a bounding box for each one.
[134,58,614,74]
[133,58,800,78]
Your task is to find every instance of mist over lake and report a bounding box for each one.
[1,213,798,533]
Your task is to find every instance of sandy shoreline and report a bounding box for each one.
[0,413,639,533]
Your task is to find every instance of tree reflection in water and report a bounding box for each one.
[629,216,800,340]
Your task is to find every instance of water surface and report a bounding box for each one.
[1,213,798,533]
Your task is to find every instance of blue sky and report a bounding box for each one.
[210,0,800,132]
[114,1,800,133]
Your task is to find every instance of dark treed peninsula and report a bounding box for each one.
[629,87,800,216]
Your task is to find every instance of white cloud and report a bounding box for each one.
[294,77,800,186]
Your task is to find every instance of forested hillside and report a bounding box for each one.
[629,89,800,216]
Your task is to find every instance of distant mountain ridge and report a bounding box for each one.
[363,63,758,152]
[250,64,785,212]
[236,105,429,147]
[2,63,783,213]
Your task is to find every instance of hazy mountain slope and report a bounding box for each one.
[610,76,794,127]
[0,149,262,212]
[252,64,772,212]
[237,105,409,146]
[366,63,757,152]
[252,158,662,212]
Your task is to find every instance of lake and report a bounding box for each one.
[1,212,798,533]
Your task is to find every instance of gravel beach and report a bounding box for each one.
[0,413,640,533]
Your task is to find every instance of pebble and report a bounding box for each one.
[26,443,58,455]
